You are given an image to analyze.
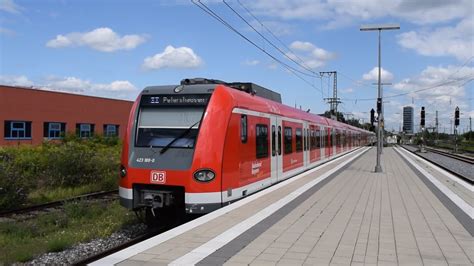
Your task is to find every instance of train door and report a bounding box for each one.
[332,128,337,156]
[320,126,326,159]
[326,127,332,157]
[303,122,310,167]
[270,116,283,183]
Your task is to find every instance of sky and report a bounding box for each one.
[1,0,473,134]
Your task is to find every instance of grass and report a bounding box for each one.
[27,184,107,205]
[0,200,136,264]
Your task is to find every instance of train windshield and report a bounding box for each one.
[136,107,204,148]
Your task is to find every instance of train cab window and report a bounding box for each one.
[284,127,292,154]
[278,126,282,155]
[136,107,204,148]
[241,115,247,143]
[256,124,269,158]
[295,128,302,152]
[271,125,276,156]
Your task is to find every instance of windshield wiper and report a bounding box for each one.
[159,120,200,155]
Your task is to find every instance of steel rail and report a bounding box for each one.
[0,189,118,218]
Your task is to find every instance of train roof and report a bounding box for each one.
[217,84,373,135]
[140,78,373,135]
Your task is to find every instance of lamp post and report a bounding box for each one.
[360,23,400,173]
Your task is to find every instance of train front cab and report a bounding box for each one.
[119,84,236,218]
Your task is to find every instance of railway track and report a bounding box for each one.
[72,229,161,265]
[400,145,473,185]
[72,215,197,265]
[424,147,474,164]
[0,189,118,218]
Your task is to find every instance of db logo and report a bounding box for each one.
[151,171,166,184]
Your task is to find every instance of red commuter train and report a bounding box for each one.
[119,78,374,223]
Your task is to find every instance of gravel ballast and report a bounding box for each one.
[27,223,147,265]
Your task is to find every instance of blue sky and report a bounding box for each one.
[1,0,472,133]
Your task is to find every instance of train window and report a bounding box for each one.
[241,115,247,143]
[256,124,269,158]
[306,129,309,151]
[303,129,306,151]
[136,107,204,148]
[315,129,321,148]
[310,129,314,150]
[278,126,282,155]
[295,128,302,152]
[284,127,292,154]
[271,125,276,156]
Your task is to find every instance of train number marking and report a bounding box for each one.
[151,171,166,183]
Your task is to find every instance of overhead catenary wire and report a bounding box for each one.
[341,56,474,102]
[191,0,324,95]
[234,0,316,76]
[191,0,320,80]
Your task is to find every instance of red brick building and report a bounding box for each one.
[0,85,134,146]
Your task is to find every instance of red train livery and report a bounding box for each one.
[119,78,374,221]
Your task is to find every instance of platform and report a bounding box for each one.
[92,147,473,266]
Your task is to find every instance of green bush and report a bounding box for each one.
[0,136,121,210]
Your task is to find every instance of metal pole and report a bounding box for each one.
[374,29,382,172]
[360,23,400,173]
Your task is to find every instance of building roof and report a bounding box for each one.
[0,85,134,103]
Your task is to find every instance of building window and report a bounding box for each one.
[76,123,94,138]
[44,122,66,139]
[104,124,119,137]
[256,124,269,158]
[4,121,32,139]
[295,128,302,152]
[284,127,293,154]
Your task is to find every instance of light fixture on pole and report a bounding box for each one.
[360,23,400,173]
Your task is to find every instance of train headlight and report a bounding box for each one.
[193,169,216,182]
[120,164,127,178]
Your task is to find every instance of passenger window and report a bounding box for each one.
[278,126,282,155]
[256,124,269,158]
[316,129,321,148]
[284,127,292,154]
[241,115,247,143]
[296,128,302,152]
[271,125,276,156]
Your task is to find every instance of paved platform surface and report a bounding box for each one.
[96,147,473,266]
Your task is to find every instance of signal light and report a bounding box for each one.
[421,106,425,127]
[455,106,459,127]
[370,108,375,126]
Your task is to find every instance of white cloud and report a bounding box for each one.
[397,17,473,61]
[246,0,471,26]
[362,67,394,82]
[143,45,203,70]
[0,0,23,14]
[341,87,354,93]
[46,27,147,52]
[392,65,473,128]
[44,76,137,93]
[286,41,335,69]
[250,20,295,36]
[0,75,33,86]
[243,59,260,66]
[0,27,15,36]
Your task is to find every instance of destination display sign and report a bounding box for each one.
[140,94,211,107]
